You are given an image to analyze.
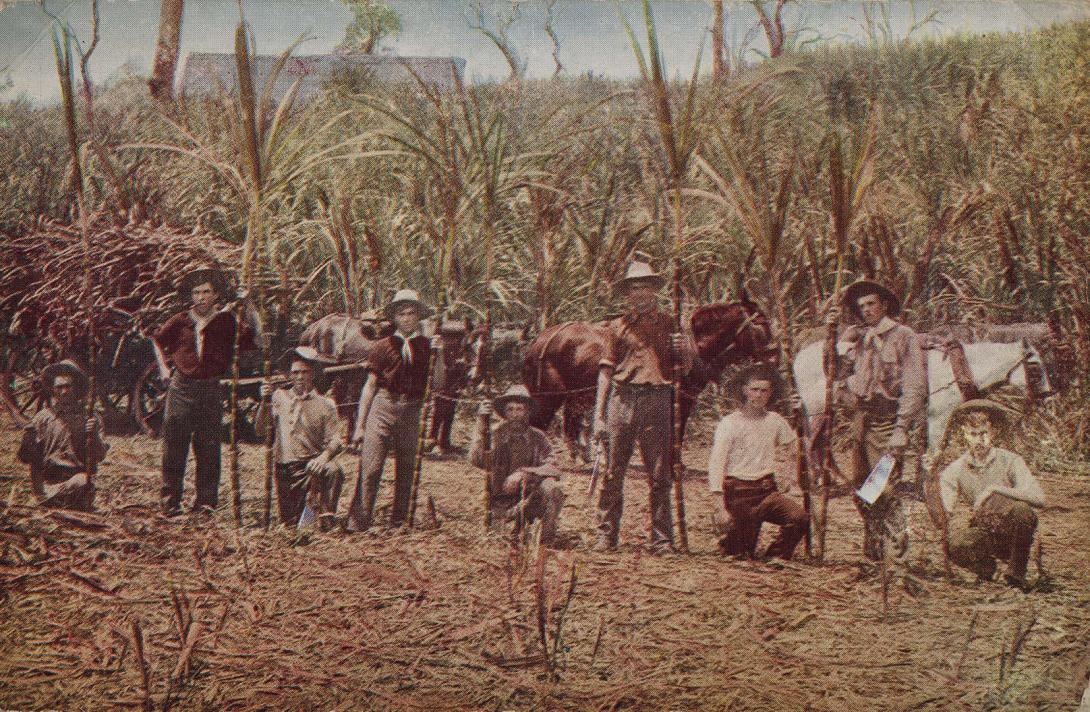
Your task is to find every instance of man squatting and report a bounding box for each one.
[256,347,345,528]
[939,399,1045,590]
[470,384,566,547]
[707,364,809,561]
[18,360,104,511]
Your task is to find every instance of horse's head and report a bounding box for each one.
[690,301,778,376]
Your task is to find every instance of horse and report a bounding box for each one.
[522,300,778,455]
[791,336,1053,450]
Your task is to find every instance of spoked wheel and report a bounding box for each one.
[133,362,168,438]
[0,343,49,427]
[224,391,261,444]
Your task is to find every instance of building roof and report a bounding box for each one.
[179,52,466,101]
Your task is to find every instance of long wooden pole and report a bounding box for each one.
[670,188,690,554]
[53,22,97,481]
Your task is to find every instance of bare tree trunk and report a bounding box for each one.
[148,0,185,101]
[752,0,787,58]
[544,0,564,78]
[711,0,727,82]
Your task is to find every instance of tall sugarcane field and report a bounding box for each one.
[1,1,1089,710]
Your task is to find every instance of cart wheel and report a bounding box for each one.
[224,392,261,444]
[133,362,168,438]
[0,344,49,427]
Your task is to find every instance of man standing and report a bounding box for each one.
[470,385,566,547]
[426,316,472,456]
[154,268,257,516]
[347,289,444,531]
[830,280,928,562]
[707,365,808,560]
[939,400,1045,590]
[256,347,344,528]
[17,360,104,511]
[591,259,694,554]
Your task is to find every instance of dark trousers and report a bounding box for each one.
[949,495,1038,583]
[275,459,345,527]
[719,476,808,560]
[347,390,422,530]
[161,374,223,513]
[427,392,458,450]
[850,408,923,562]
[40,464,96,512]
[596,384,673,550]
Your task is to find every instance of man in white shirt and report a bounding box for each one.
[707,365,808,560]
[938,400,1045,589]
[256,347,344,528]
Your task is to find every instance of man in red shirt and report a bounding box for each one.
[346,289,445,531]
[154,268,257,516]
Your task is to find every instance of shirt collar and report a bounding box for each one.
[967,447,998,469]
[871,316,898,336]
[189,308,216,330]
[396,331,420,342]
[287,388,315,403]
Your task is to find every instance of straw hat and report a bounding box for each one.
[178,266,231,297]
[842,279,902,322]
[948,398,1017,430]
[493,384,534,415]
[613,260,666,293]
[279,346,335,373]
[41,360,89,398]
[384,289,435,320]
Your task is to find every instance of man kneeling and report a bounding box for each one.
[17,361,104,511]
[938,400,1045,590]
[470,385,566,547]
[256,347,344,528]
[707,365,808,560]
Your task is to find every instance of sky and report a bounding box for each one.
[2,0,1088,104]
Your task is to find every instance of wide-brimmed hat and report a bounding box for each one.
[279,346,335,373]
[729,363,785,402]
[613,260,666,294]
[179,267,231,297]
[842,279,901,322]
[40,359,89,397]
[384,289,435,320]
[493,384,534,415]
[948,398,1017,429]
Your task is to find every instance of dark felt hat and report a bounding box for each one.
[842,280,902,322]
[41,359,89,398]
[279,346,335,373]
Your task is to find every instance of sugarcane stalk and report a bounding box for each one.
[670,193,690,554]
[407,222,456,528]
[52,21,97,479]
[228,19,264,528]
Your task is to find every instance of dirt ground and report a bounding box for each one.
[1,413,1088,711]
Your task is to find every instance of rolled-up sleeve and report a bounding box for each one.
[598,321,618,370]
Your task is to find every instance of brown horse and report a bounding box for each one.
[522,300,777,453]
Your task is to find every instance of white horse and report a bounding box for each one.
[792,338,1051,450]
